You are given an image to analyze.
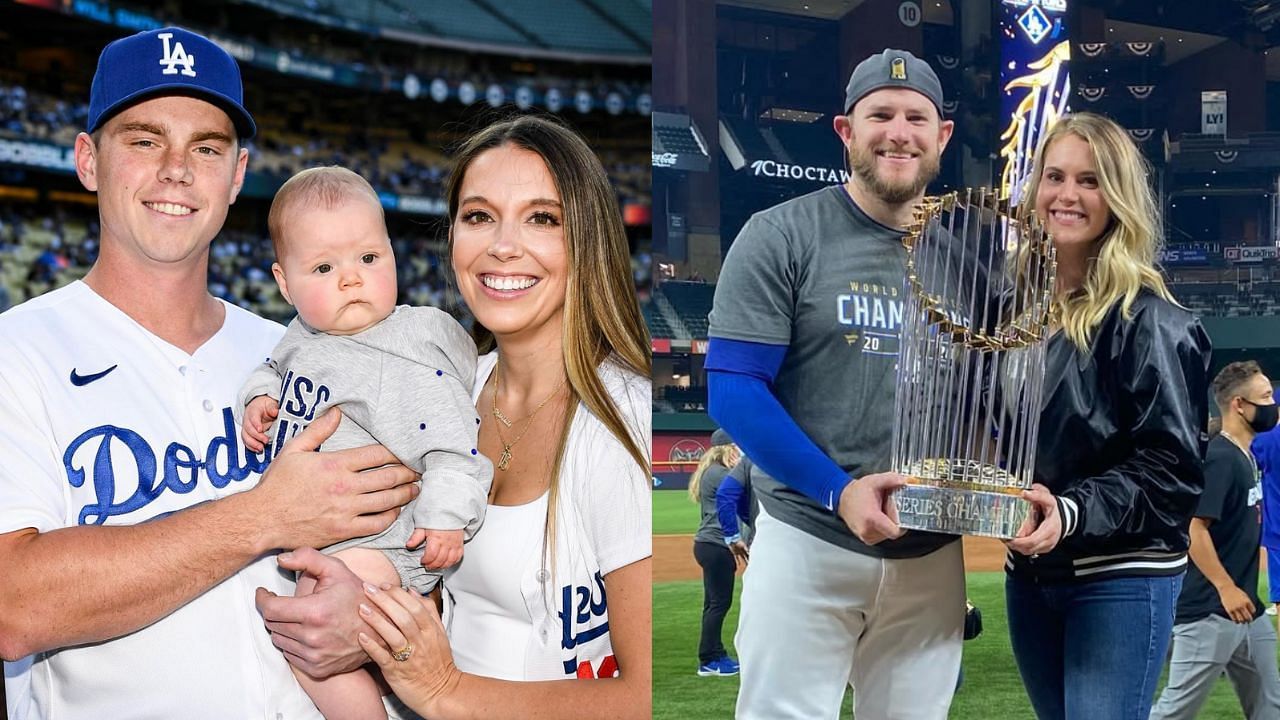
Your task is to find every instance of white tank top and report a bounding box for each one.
[445,492,549,680]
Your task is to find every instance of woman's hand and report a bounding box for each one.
[358,583,464,716]
[1007,483,1063,557]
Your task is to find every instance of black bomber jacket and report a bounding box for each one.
[1005,289,1213,583]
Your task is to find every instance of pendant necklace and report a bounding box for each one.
[491,361,566,471]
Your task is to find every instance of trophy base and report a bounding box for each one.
[894,469,1031,540]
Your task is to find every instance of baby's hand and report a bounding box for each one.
[407,528,464,570]
[242,395,279,453]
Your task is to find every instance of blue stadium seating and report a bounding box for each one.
[252,0,647,55]
[486,0,646,54]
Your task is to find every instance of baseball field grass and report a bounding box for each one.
[653,490,1258,719]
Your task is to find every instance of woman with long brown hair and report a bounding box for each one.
[255,115,652,719]
[358,115,651,718]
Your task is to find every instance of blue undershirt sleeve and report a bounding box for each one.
[715,475,745,542]
[705,337,853,511]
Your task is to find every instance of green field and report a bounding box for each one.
[654,490,1259,718]
[654,488,698,535]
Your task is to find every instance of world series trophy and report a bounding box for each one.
[890,188,1057,539]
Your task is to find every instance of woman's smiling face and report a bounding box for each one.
[451,144,569,344]
[1034,132,1112,254]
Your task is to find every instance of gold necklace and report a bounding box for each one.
[491,362,566,471]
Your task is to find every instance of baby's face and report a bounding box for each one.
[273,197,398,335]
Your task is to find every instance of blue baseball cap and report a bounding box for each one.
[88,27,256,139]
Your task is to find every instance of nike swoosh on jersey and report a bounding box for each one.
[70,364,119,386]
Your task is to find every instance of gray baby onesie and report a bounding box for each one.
[238,305,492,592]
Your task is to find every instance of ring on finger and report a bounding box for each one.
[391,644,414,662]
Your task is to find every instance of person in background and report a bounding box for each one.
[1151,360,1280,719]
[1252,423,1280,616]
[689,429,743,677]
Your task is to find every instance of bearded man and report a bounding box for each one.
[706,49,961,720]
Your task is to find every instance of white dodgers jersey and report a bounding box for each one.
[0,281,321,720]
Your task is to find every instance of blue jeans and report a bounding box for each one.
[1006,572,1184,720]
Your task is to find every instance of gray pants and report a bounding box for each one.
[1150,614,1280,720]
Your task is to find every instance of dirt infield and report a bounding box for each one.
[654,534,1010,582]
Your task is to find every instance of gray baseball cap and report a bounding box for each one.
[843,48,944,116]
[710,428,733,447]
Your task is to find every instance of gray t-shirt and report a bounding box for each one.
[693,463,731,545]
[709,184,955,558]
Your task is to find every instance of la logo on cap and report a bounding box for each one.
[891,57,907,80]
[158,32,196,77]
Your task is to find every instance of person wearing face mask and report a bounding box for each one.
[1150,361,1280,720]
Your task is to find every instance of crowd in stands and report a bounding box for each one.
[0,80,650,205]
[0,82,86,146]
[0,202,651,327]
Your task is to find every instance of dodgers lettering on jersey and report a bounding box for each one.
[558,570,618,678]
[836,281,904,356]
[63,407,268,525]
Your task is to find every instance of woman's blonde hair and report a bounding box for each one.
[1019,112,1177,350]
[688,445,736,502]
[445,115,651,574]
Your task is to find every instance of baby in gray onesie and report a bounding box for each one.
[237,166,492,719]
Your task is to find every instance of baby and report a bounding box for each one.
[238,166,491,720]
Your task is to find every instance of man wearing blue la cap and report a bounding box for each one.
[707,48,961,719]
[0,27,417,719]
[87,27,257,139]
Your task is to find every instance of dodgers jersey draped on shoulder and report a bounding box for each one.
[709,185,953,558]
[443,353,651,681]
[0,281,321,720]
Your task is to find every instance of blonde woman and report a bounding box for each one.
[1002,113,1212,719]
[256,116,652,719]
[689,430,743,676]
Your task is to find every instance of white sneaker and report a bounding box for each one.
[1267,605,1278,616]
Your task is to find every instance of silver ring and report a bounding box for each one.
[1031,553,1040,560]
